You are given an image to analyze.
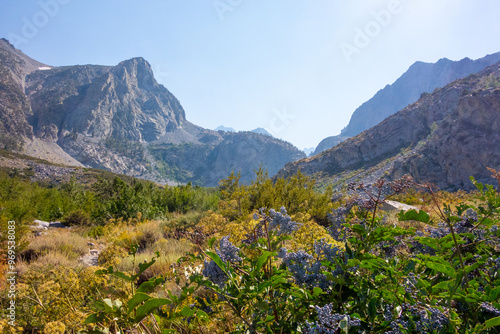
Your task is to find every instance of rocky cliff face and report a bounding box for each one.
[0,38,49,148]
[278,63,500,191]
[0,39,305,186]
[313,52,500,155]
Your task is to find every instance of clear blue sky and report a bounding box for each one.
[1,0,500,150]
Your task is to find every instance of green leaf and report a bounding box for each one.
[206,251,226,273]
[351,224,366,235]
[196,309,209,321]
[272,276,288,287]
[181,306,195,317]
[398,209,430,223]
[134,298,172,323]
[264,315,275,323]
[257,280,273,292]
[368,297,377,317]
[313,287,323,297]
[111,271,134,282]
[490,286,500,302]
[485,316,500,329]
[138,277,164,293]
[433,280,453,291]
[426,262,455,278]
[414,237,439,250]
[84,313,104,324]
[252,251,272,277]
[255,301,270,311]
[128,292,151,314]
[208,237,217,248]
[137,257,157,276]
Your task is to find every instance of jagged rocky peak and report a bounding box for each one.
[23,55,188,143]
[112,57,156,90]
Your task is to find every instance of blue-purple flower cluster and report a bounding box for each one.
[278,239,341,289]
[202,235,241,287]
[386,303,449,333]
[268,206,301,236]
[481,302,500,317]
[202,260,227,288]
[327,202,353,242]
[216,235,242,262]
[304,303,361,333]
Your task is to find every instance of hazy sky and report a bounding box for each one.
[1,1,500,150]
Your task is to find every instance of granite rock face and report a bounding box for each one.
[313,52,500,155]
[0,38,48,147]
[279,63,500,191]
[0,39,305,186]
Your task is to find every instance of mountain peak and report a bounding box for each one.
[251,128,273,137]
[0,38,14,48]
[337,51,500,138]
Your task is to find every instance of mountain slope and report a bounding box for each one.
[0,38,49,148]
[0,39,305,186]
[278,62,500,191]
[313,52,500,155]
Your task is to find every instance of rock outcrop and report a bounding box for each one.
[0,39,305,186]
[278,63,500,191]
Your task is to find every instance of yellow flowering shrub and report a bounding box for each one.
[98,244,127,268]
[289,214,342,252]
[44,321,66,334]
[16,266,105,332]
[0,319,23,334]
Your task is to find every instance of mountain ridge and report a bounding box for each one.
[313,52,500,155]
[0,39,305,186]
[278,61,500,191]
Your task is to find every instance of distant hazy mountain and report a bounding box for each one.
[313,52,500,155]
[215,126,273,137]
[215,125,236,132]
[302,147,315,157]
[251,127,273,136]
[0,38,305,185]
[278,61,500,191]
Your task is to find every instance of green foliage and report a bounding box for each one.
[217,168,333,223]
[89,176,498,333]
[2,168,500,333]
[0,173,219,227]
[63,209,91,226]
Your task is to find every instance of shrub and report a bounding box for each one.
[86,176,500,333]
[63,209,91,226]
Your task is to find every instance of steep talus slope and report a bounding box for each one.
[278,63,500,191]
[0,39,305,185]
[313,52,500,155]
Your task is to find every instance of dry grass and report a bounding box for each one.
[23,229,90,261]
[116,237,194,276]
[136,220,164,251]
[18,250,83,277]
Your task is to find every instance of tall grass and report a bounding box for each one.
[22,229,90,261]
[116,238,194,276]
